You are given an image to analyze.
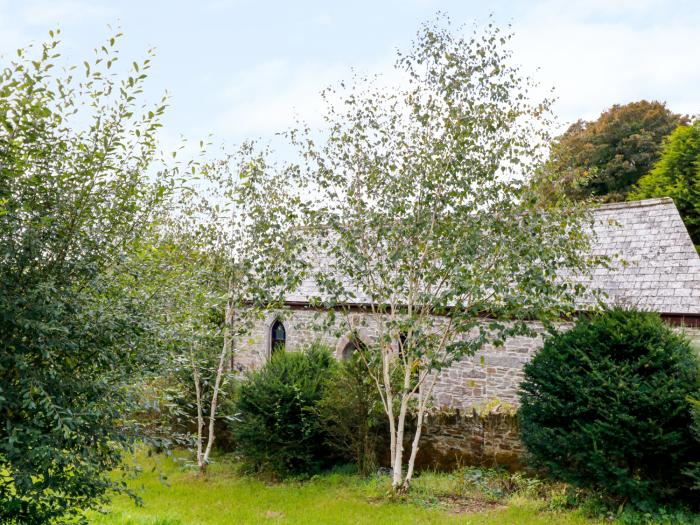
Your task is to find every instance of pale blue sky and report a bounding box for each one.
[1,0,698,152]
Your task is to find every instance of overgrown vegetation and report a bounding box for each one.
[88,450,609,525]
[316,350,385,475]
[0,30,171,524]
[520,309,700,511]
[2,14,699,524]
[688,397,700,492]
[288,15,603,493]
[0,27,311,521]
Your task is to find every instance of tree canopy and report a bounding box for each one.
[0,31,170,523]
[533,101,687,205]
[288,17,603,492]
[0,27,313,521]
[630,120,700,248]
[144,144,311,474]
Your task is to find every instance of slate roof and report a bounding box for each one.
[580,197,700,315]
[286,198,700,315]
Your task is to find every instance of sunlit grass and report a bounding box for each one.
[87,451,603,525]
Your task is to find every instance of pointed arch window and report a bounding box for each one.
[270,320,286,355]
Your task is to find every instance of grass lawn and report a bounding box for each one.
[87,452,604,525]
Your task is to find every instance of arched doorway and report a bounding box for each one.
[340,335,367,361]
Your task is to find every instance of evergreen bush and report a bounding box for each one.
[687,397,700,492]
[231,343,336,478]
[316,351,385,475]
[519,309,700,508]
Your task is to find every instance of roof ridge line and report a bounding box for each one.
[595,197,674,211]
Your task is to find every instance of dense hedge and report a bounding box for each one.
[519,309,700,507]
[231,343,336,478]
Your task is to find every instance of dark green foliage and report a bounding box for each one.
[687,397,700,492]
[231,343,336,478]
[631,120,700,247]
[0,32,169,523]
[519,309,700,508]
[534,101,686,205]
[316,352,385,475]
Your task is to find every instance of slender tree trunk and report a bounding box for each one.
[191,355,205,473]
[200,343,228,471]
[200,284,234,472]
[392,361,413,492]
[392,396,409,491]
[382,347,397,471]
[404,389,427,490]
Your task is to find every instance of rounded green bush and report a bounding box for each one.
[519,309,700,507]
[231,343,336,478]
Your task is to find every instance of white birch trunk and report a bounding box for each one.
[191,356,205,472]
[404,388,427,488]
[382,348,397,470]
[199,285,234,473]
[392,358,414,491]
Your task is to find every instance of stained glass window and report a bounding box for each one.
[271,320,286,354]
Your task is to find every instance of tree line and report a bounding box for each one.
[532,100,699,250]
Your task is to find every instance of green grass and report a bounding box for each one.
[87,452,603,525]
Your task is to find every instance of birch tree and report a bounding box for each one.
[293,19,602,492]
[156,144,309,474]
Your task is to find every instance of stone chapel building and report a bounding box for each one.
[234,197,700,413]
[233,197,700,466]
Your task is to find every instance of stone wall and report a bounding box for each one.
[234,307,700,411]
[429,326,558,410]
[415,410,523,471]
[233,308,546,411]
[233,308,384,369]
[234,307,700,469]
[685,327,700,349]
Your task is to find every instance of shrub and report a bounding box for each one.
[519,309,700,508]
[316,351,385,475]
[686,397,700,491]
[231,343,336,478]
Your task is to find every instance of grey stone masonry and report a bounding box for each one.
[234,310,700,411]
[430,323,553,410]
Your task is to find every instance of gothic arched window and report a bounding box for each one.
[270,320,286,355]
